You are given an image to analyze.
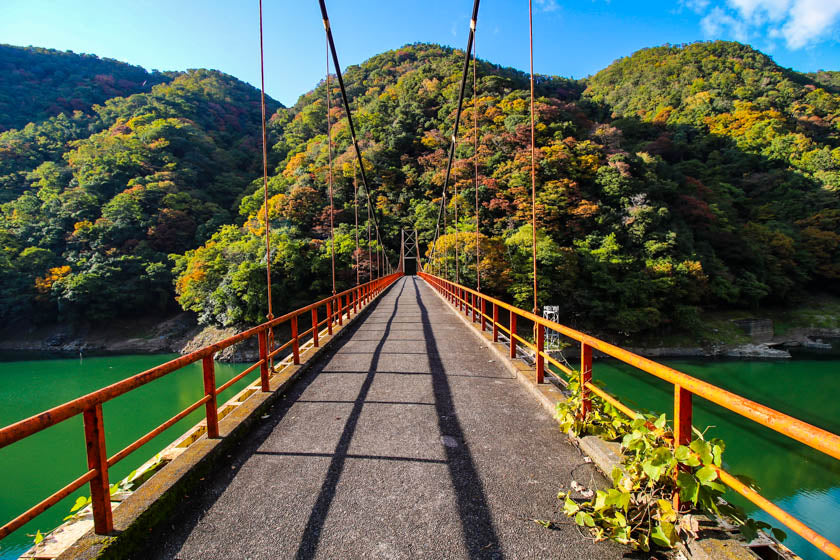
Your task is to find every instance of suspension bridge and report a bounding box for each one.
[2,1,840,559]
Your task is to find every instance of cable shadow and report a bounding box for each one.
[132,281,400,559]
[293,279,407,560]
[411,277,504,559]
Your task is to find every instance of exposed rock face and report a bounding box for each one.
[723,344,791,359]
[733,318,774,343]
[0,313,200,355]
[178,325,259,362]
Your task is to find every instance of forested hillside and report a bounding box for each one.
[0,61,281,323]
[175,41,840,337]
[0,45,169,132]
[2,41,839,341]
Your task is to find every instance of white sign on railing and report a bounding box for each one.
[543,305,560,349]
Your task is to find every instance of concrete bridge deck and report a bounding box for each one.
[139,276,627,559]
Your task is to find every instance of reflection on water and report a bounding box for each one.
[589,358,840,560]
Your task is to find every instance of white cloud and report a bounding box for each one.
[701,7,750,41]
[693,0,840,49]
[728,0,791,23]
[682,0,711,14]
[536,0,559,13]
[782,0,840,48]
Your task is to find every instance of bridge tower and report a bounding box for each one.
[400,229,420,275]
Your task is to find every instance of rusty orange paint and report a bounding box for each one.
[258,329,270,391]
[202,356,219,438]
[580,342,592,418]
[291,315,300,364]
[0,273,402,541]
[83,405,113,535]
[717,468,840,560]
[419,271,840,557]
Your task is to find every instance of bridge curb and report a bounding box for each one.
[418,278,768,560]
[55,282,398,560]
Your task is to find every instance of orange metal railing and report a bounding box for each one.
[419,271,840,560]
[0,272,402,542]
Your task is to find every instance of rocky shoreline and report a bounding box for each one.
[1,314,837,363]
[0,313,262,362]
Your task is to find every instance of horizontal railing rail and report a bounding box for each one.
[0,272,402,542]
[419,271,840,560]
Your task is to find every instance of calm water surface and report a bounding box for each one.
[0,354,838,559]
[0,353,253,559]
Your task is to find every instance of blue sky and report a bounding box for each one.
[2,0,840,107]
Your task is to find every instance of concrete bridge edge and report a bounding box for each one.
[417,277,767,560]
[55,280,400,560]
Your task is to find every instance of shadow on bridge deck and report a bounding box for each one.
[138,276,631,559]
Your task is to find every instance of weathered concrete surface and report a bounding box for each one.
[138,277,630,559]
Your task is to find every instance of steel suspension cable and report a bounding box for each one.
[354,162,359,286]
[326,34,336,295]
[454,148,459,284]
[318,0,392,272]
[367,194,372,282]
[444,183,448,280]
[528,0,538,315]
[258,0,274,363]
[473,31,480,292]
[376,230,382,279]
[428,0,481,280]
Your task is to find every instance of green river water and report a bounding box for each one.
[0,352,838,559]
[0,353,253,559]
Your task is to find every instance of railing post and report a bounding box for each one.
[354,288,358,313]
[83,404,113,535]
[291,314,300,364]
[202,355,219,438]
[493,303,499,342]
[536,323,545,383]
[326,301,333,335]
[674,385,692,447]
[267,326,275,371]
[311,308,319,348]
[509,312,517,359]
[674,384,693,510]
[258,329,270,391]
[472,293,477,322]
[337,296,343,326]
[480,298,486,331]
[580,343,592,418]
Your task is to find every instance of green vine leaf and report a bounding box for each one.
[563,496,580,515]
[677,471,700,505]
[690,439,714,465]
[549,382,789,551]
[69,495,90,513]
[696,465,718,485]
[650,521,678,548]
